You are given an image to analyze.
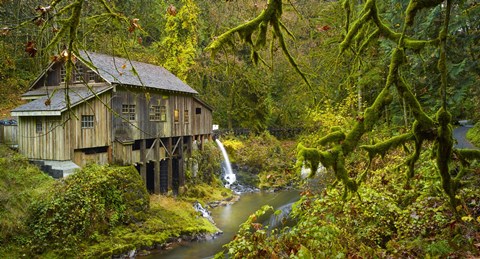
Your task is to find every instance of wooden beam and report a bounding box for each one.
[179,137,185,187]
[168,137,173,191]
[140,139,147,184]
[154,137,160,194]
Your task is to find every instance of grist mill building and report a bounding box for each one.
[11,50,213,194]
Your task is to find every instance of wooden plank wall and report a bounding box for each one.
[17,116,68,160]
[0,125,18,146]
[16,91,112,161]
[111,87,212,144]
[68,91,112,150]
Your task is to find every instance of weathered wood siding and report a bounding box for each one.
[111,87,212,141]
[0,125,18,146]
[17,116,68,160]
[68,91,112,150]
[191,98,213,135]
[16,91,112,161]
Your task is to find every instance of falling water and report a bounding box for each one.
[215,139,236,187]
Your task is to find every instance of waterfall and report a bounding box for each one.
[215,139,236,188]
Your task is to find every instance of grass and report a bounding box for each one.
[0,145,53,250]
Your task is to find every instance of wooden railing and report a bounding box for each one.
[212,127,303,140]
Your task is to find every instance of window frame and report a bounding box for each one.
[184,109,189,124]
[174,109,179,123]
[150,105,167,122]
[81,115,95,129]
[122,104,136,121]
[74,64,84,83]
[35,118,43,133]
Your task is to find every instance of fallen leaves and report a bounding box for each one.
[167,4,177,16]
[128,18,140,33]
[25,41,37,57]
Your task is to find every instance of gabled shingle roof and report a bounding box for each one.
[11,85,111,116]
[78,51,198,94]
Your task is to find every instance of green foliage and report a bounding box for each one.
[156,0,199,80]
[224,133,297,189]
[26,164,149,254]
[225,141,480,258]
[466,122,480,147]
[0,145,53,248]
[187,140,222,185]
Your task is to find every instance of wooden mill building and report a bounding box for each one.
[11,50,213,194]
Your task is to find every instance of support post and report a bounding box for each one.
[168,137,173,191]
[179,137,185,187]
[154,137,160,194]
[140,139,147,184]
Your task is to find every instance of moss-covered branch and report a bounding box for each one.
[361,133,415,160]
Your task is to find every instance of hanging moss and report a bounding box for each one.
[334,151,358,199]
[339,0,374,52]
[435,108,456,207]
[455,149,480,161]
[317,131,346,146]
[405,139,423,183]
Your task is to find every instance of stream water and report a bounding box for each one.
[146,190,300,259]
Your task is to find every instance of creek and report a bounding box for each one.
[145,190,300,259]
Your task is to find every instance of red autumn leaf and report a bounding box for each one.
[167,4,177,16]
[25,41,37,57]
[317,25,331,32]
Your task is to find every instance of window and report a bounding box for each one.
[122,104,136,121]
[184,110,189,124]
[150,106,167,121]
[174,109,179,123]
[81,115,94,129]
[35,118,43,133]
[88,70,97,82]
[60,65,66,83]
[195,107,202,114]
[74,64,84,82]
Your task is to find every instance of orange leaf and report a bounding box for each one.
[25,41,37,57]
[167,4,177,16]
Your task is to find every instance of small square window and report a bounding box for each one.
[149,106,167,122]
[122,104,136,121]
[60,65,66,83]
[36,118,43,133]
[195,108,202,114]
[81,115,94,129]
[74,64,84,82]
[88,70,97,82]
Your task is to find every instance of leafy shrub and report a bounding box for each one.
[466,122,480,147]
[27,164,149,254]
[187,140,222,185]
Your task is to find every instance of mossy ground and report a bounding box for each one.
[0,144,225,258]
